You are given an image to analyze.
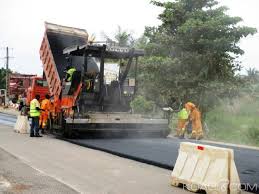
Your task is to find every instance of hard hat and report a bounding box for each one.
[185,102,196,110]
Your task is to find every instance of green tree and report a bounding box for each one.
[115,26,135,47]
[242,67,259,97]
[138,0,257,112]
[103,26,135,47]
[246,67,259,83]
[130,95,155,114]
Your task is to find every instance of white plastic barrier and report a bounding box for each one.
[171,142,241,194]
[14,115,30,134]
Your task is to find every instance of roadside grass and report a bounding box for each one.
[205,96,259,147]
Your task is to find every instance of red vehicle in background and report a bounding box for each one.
[9,73,36,100]
[26,77,50,105]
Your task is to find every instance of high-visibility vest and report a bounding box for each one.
[86,79,91,91]
[30,98,40,117]
[178,108,189,120]
[67,68,76,81]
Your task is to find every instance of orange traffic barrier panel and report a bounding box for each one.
[14,115,29,134]
[171,142,241,194]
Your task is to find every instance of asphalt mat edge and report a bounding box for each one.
[64,138,259,194]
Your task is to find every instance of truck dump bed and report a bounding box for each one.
[40,22,88,96]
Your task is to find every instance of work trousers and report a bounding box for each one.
[30,116,40,136]
[191,119,203,140]
[39,112,49,129]
[176,119,188,136]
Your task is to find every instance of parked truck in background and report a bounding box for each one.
[8,73,49,106]
[8,73,36,101]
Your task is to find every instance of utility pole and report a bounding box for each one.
[5,47,9,105]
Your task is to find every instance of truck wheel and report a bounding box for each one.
[63,124,73,138]
[46,118,53,134]
[59,114,77,138]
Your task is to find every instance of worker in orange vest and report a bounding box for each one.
[184,102,203,140]
[39,94,51,134]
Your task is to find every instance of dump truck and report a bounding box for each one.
[39,22,169,138]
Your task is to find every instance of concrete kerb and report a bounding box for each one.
[168,134,259,151]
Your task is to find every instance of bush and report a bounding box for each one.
[204,96,259,146]
[130,95,154,114]
[247,126,259,145]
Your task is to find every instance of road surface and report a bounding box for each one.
[0,112,257,193]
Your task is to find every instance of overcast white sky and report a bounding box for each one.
[0,0,258,75]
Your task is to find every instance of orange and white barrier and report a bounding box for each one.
[171,142,241,194]
[14,115,29,134]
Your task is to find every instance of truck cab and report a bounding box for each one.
[26,77,49,105]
